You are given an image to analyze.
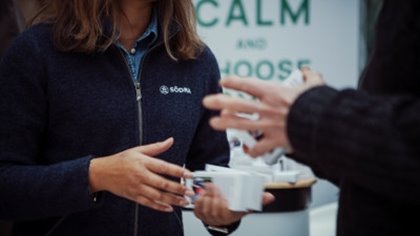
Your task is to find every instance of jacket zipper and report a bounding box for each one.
[114,48,144,236]
[117,27,179,236]
[132,42,161,236]
[133,81,142,236]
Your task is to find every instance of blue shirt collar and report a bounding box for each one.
[114,8,159,81]
[115,8,158,51]
[135,8,158,45]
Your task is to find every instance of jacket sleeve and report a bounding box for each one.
[287,85,420,204]
[0,32,101,221]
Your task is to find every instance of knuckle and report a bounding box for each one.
[160,181,170,190]
[159,164,169,173]
[154,191,163,201]
[138,172,152,183]
[159,193,171,202]
[135,184,146,194]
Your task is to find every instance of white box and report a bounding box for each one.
[184,165,265,212]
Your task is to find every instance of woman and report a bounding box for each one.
[0,0,239,235]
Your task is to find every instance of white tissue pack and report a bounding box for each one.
[224,69,304,166]
[184,164,266,212]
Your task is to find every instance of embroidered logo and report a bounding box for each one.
[160,85,170,95]
[160,85,192,95]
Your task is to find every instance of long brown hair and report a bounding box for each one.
[34,0,204,60]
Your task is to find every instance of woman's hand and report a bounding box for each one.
[193,183,275,226]
[88,137,193,212]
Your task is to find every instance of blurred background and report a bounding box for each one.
[188,0,384,235]
[192,0,383,209]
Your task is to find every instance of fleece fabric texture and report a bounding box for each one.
[0,23,237,236]
[287,0,420,235]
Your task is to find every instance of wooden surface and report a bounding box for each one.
[265,178,317,189]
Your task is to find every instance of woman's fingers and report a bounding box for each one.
[134,195,174,212]
[95,139,195,213]
[262,192,276,205]
[135,137,174,156]
[146,156,192,179]
[131,183,188,208]
[139,165,189,196]
[193,183,247,226]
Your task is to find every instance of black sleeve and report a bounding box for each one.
[0,31,102,221]
[287,86,420,204]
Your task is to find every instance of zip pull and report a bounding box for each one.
[135,82,142,101]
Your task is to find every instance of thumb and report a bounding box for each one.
[262,192,275,205]
[136,137,174,156]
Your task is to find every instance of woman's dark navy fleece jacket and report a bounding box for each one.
[0,23,233,235]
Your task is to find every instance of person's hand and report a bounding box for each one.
[88,137,193,212]
[193,183,275,226]
[203,68,324,157]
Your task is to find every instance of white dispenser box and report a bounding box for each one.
[185,164,266,212]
